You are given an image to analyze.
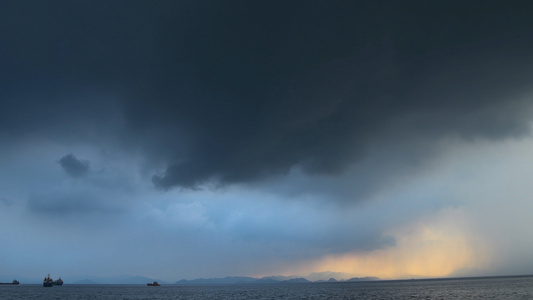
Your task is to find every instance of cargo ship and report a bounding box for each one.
[43,274,53,287]
[54,277,64,286]
[43,274,63,287]
[147,281,160,286]
[0,280,19,285]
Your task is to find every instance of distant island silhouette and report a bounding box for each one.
[175,275,380,285]
[59,272,380,285]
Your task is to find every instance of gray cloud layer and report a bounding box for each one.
[2,1,533,193]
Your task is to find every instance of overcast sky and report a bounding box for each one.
[2,0,533,282]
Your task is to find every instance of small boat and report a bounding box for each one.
[43,274,54,287]
[0,279,20,285]
[147,281,160,286]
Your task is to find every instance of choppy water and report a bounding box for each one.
[1,276,532,299]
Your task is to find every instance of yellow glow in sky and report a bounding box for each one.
[298,209,489,279]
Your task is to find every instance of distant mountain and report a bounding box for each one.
[346,276,380,282]
[305,272,357,281]
[313,278,339,282]
[255,277,280,284]
[260,275,300,281]
[282,278,311,284]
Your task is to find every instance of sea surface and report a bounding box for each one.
[1,276,532,299]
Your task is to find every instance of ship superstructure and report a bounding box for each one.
[43,274,53,287]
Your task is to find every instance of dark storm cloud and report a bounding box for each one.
[2,1,533,190]
[58,154,90,177]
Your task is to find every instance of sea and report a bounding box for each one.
[1,276,532,299]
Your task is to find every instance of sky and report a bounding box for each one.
[2,0,533,283]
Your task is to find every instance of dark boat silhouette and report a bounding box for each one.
[147,281,160,286]
[42,274,63,287]
[53,277,64,286]
[43,274,53,287]
[0,279,19,285]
